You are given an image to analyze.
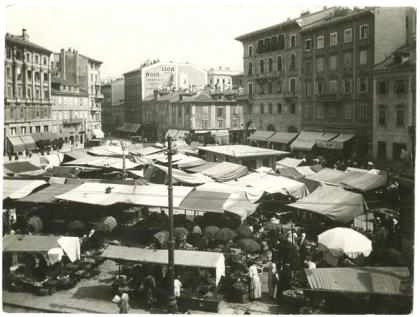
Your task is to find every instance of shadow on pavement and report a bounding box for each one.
[72,284,114,301]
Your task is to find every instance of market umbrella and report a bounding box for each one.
[102,216,117,231]
[214,228,237,242]
[174,227,189,239]
[318,227,372,259]
[203,226,220,240]
[66,220,85,231]
[95,222,111,232]
[154,231,169,247]
[235,224,253,239]
[27,216,43,234]
[237,238,261,253]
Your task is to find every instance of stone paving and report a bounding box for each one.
[3,260,292,314]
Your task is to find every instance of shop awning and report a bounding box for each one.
[248,130,276,142]
[267,132,298,144]
[4,161,41,174]
[339,169,388,192]
[212,130,229,145]
[316,133,355,150]
[7,136,26,153]
[20,135,37,151]
[101,246,225,285]
[307,168,346,184]
[3,179,48,200]
[42,132,58,142]
[290,131,325,151]
[136,146,164,156]
[187,162,218,173]
[18,183,80,204]
[165,129,179,139]
[153,164,213,185]
[116,123,130,132]
[3,234,61,253]
[223,191,259,220]
[176,156,208,169]
[196,182,263,203]
[179,190,230,213]
[305,267,410,295]
[276,157,304,168]
[276,166,304,179]
[31,133,44,142]
[295,166,318,177]
[200,162,248,182]
[130,123,141,133]
[289,185,367,223]
[92,129,104,138]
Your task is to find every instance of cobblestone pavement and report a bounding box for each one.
[3,260,293,314]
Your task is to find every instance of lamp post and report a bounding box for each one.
[120,141,127,179]
[166,136,178,313]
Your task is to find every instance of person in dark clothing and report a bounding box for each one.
[276,264,291,301]
[142,271,157,309]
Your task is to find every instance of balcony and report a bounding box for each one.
[255,71,281,80]
[319,93,339,101]
[284,91,297,99]
[95,93,104,99]
[63,118,83,125]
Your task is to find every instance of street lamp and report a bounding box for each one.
[166,136,178,313]
[120,141,127,179]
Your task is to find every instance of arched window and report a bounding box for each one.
[264,38,270,52]
[278,34,285,49]
[271,36,278,50]
[277,56,283,71]
[260,60,265,73]
[248,62,253,76]
[290,54,296,71]
[268,58,273,72]
[34,72,40,81]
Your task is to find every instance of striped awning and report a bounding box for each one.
[267,132,298,144]
[248,130,275,142]
[20,135,37,151]
[7,136,26,153]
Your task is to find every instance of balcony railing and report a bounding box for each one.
[63,118,83,125]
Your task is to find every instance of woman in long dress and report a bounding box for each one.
[248,261,262,300]
[267,254,278,299]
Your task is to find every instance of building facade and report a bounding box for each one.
[52,48,103,140]
[372,42,416,162]
[207,67,242,91]
[4,29,53,155]
[101,78,125,134]
[123,61,207,125]
[236,19,303,135]
[300,7,415,156]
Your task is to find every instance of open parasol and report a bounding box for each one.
[237,238,261,253]
[66,220,85,231]
[154,231,169,247]
[214,228,237,242]
[174,227,189,239]
[235,224,253,239]
[27,216,43,234]
[203,226,220,240]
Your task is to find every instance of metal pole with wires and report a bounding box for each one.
[166,136,178,313]
[121,141,127,180]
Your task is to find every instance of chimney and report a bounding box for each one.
[153,90,159,100]
[22,28,28,41]
[60,49,66,81]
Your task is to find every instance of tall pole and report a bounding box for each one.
[121,141,126,179]
[167,136,178,313]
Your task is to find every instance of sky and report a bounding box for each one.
[5,3,324,79]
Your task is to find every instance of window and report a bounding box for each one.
[264,38,270,51]
[36,89,40,99]
[395,80,407,94]
[290,55,296,71]
[344,52,352,67]
[7,85,13,98]
[44,90,49,99]
[396,108,405,126]
[377,81,389,94]
[232,119,238,128]
[344,28,352,43]
[278,34,285,49]
[17,68,22,81]
[20,127,26,135]
[344,103,352,120]
[290,34,296,48]
[10,108,14,119]
[358,77,368,93]
[268,103,273,114]
[34,55,39,64]
[10,127,16,136]
[328,105,336,118]
[16,51,22,60]
[27,70,32,80]
[377,141,387,158]
[304,105,312,119]
[259,60,265,73]
[217,107,223,117]
[277,103,282,113]
[259,83,265,94]
[378,108,386,125]
[19,108,24,119]
[248,82,253,95]
[6,67,11,79]
[289,78,296,92]
[36,126,41,133]
[305,60,311,73]
[260,103,264,114]
[43,72,48,81]
[248,45,253,57]
[35,72,40,81]
[329,80,337,93]
[329,55,337,70]
[6,48,12,59]
[305,39,312,51]
[360,50,367,65]
[268,58,273,72]
[277,80,283,93]
[330,32,338,46]
[317,80,324,95]
[290,103,296,114]
[359,104,367,120]
[317,105,324,119]
[305,82,311,96]
[91,74,93,81]
[393,142,407,160]
[360,24,369,39]
[27,88,31,98]
[343,78,352,94]
[29,126,33,134]
[316,57,324,72]
[248,62,253,76]
[317,35,324,49]
[271,36,278,50]
[277,56,283,71]
[218,120,223,128]
[268,82,273,94]
[17,86,22,98]
[43,57,47,65]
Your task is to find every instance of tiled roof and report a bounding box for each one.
[5,34,52,54]
[374,43,415,72]
[79,54,102,64]
[143,92,180,102]
[236,19,300,41]
[180,92,213,103]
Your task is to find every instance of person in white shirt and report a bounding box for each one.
[174,276,182,298]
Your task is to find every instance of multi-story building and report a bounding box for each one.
[372,41,416,162]
[231,73,244,90]
[142,90,244,143]
[207,67,242,91]
[235,19,303,138]
[101,78,125,134]
[300,7,415,156]
[123,61,207,125]
[4,29,53,155]
[52,48,103,141]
